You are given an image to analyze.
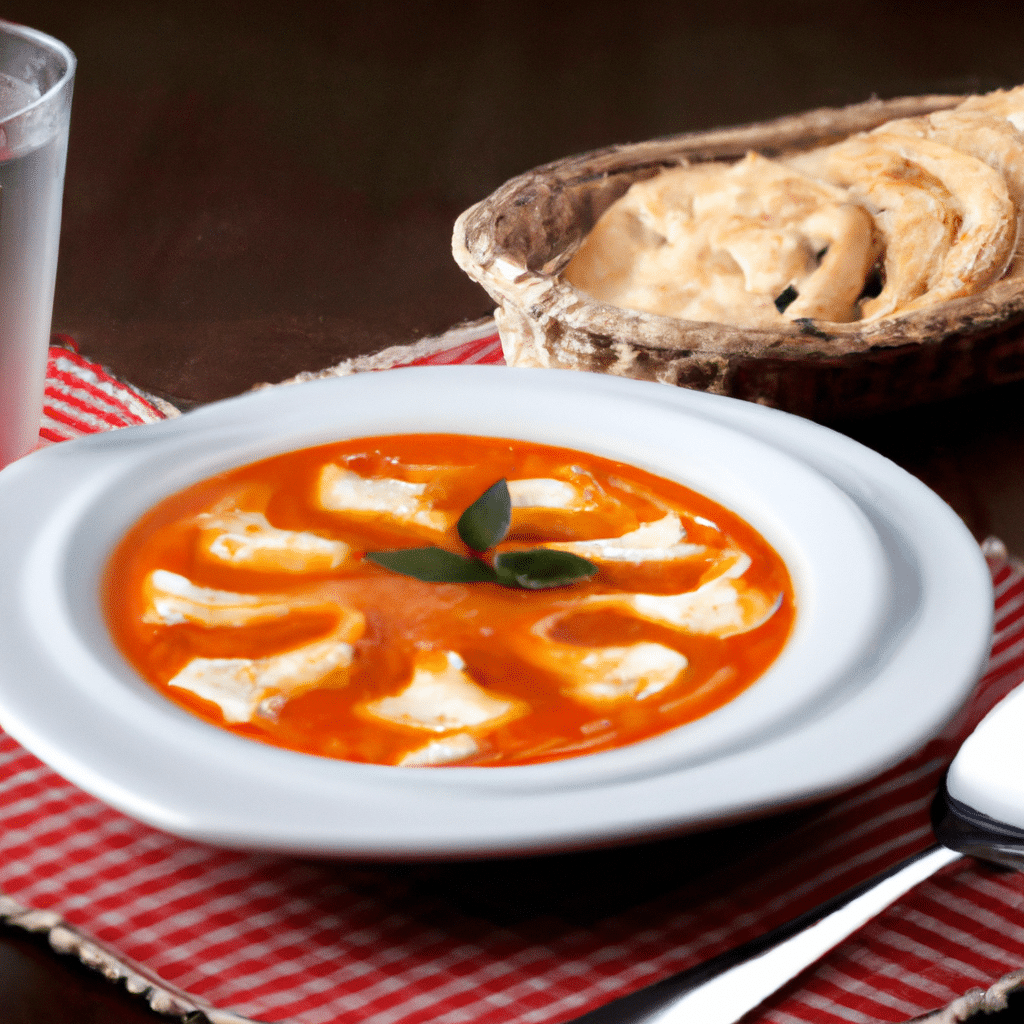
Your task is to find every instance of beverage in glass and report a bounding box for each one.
[0,20,74,467]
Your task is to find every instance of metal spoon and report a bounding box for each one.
[569,683,1024,1024]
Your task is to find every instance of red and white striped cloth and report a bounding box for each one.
[39,337,174,442]
[2,326,1023,1024]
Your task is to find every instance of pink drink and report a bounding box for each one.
[0,24,74,467]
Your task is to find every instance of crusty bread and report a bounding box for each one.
[453,92,1024,420]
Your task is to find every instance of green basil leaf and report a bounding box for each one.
[366,547,497,584]
[457,478,512,552]
[493,549,597,590]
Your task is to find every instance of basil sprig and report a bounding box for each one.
[366,546,497,583]
[491,548,597,590]
[364,479,596,590]
[457,478,511,552]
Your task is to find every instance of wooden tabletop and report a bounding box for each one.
[6,0,1024,1020]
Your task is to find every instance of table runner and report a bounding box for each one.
[3,325,1024,1024]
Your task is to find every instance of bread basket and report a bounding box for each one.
[453,94,1024,421]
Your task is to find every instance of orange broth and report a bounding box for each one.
[104,434,794,767]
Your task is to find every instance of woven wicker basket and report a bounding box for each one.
[452,94,1024,421]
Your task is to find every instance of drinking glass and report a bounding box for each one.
[0,20,74,468]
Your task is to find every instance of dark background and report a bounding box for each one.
[12,0,1024,405]
[4,2,1024,1020]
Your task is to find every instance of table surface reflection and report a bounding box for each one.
[6,1,1024,1020]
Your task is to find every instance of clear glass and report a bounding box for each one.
[0,20,74,467]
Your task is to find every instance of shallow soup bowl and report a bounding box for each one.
[0,367,992,858]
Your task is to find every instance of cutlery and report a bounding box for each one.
[569,683,1024,1024]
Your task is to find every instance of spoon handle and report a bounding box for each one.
[569,845,961,1024]
[647,845,961,1024]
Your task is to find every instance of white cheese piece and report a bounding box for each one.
[621,576,779,636]
[142,570,295,627]
[545,513,707,562]
[316,465,450,532]
[507,478,582,509]
[362,651,524,733]
[567,643,688,707]
[196,510,350,572]
[399,733,480,766]
[515,607,688,706]
[167,630,360,723]
[530,549,775,639]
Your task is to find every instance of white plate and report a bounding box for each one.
[0,368,993,858]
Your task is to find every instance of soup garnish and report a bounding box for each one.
[105,434,794,768]
[366,478,598,589]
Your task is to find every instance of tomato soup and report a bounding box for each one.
[104,434,794,767]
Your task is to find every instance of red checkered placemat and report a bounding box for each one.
[3,325,1024,1024]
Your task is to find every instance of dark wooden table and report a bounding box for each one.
[5,1,1024,1020]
